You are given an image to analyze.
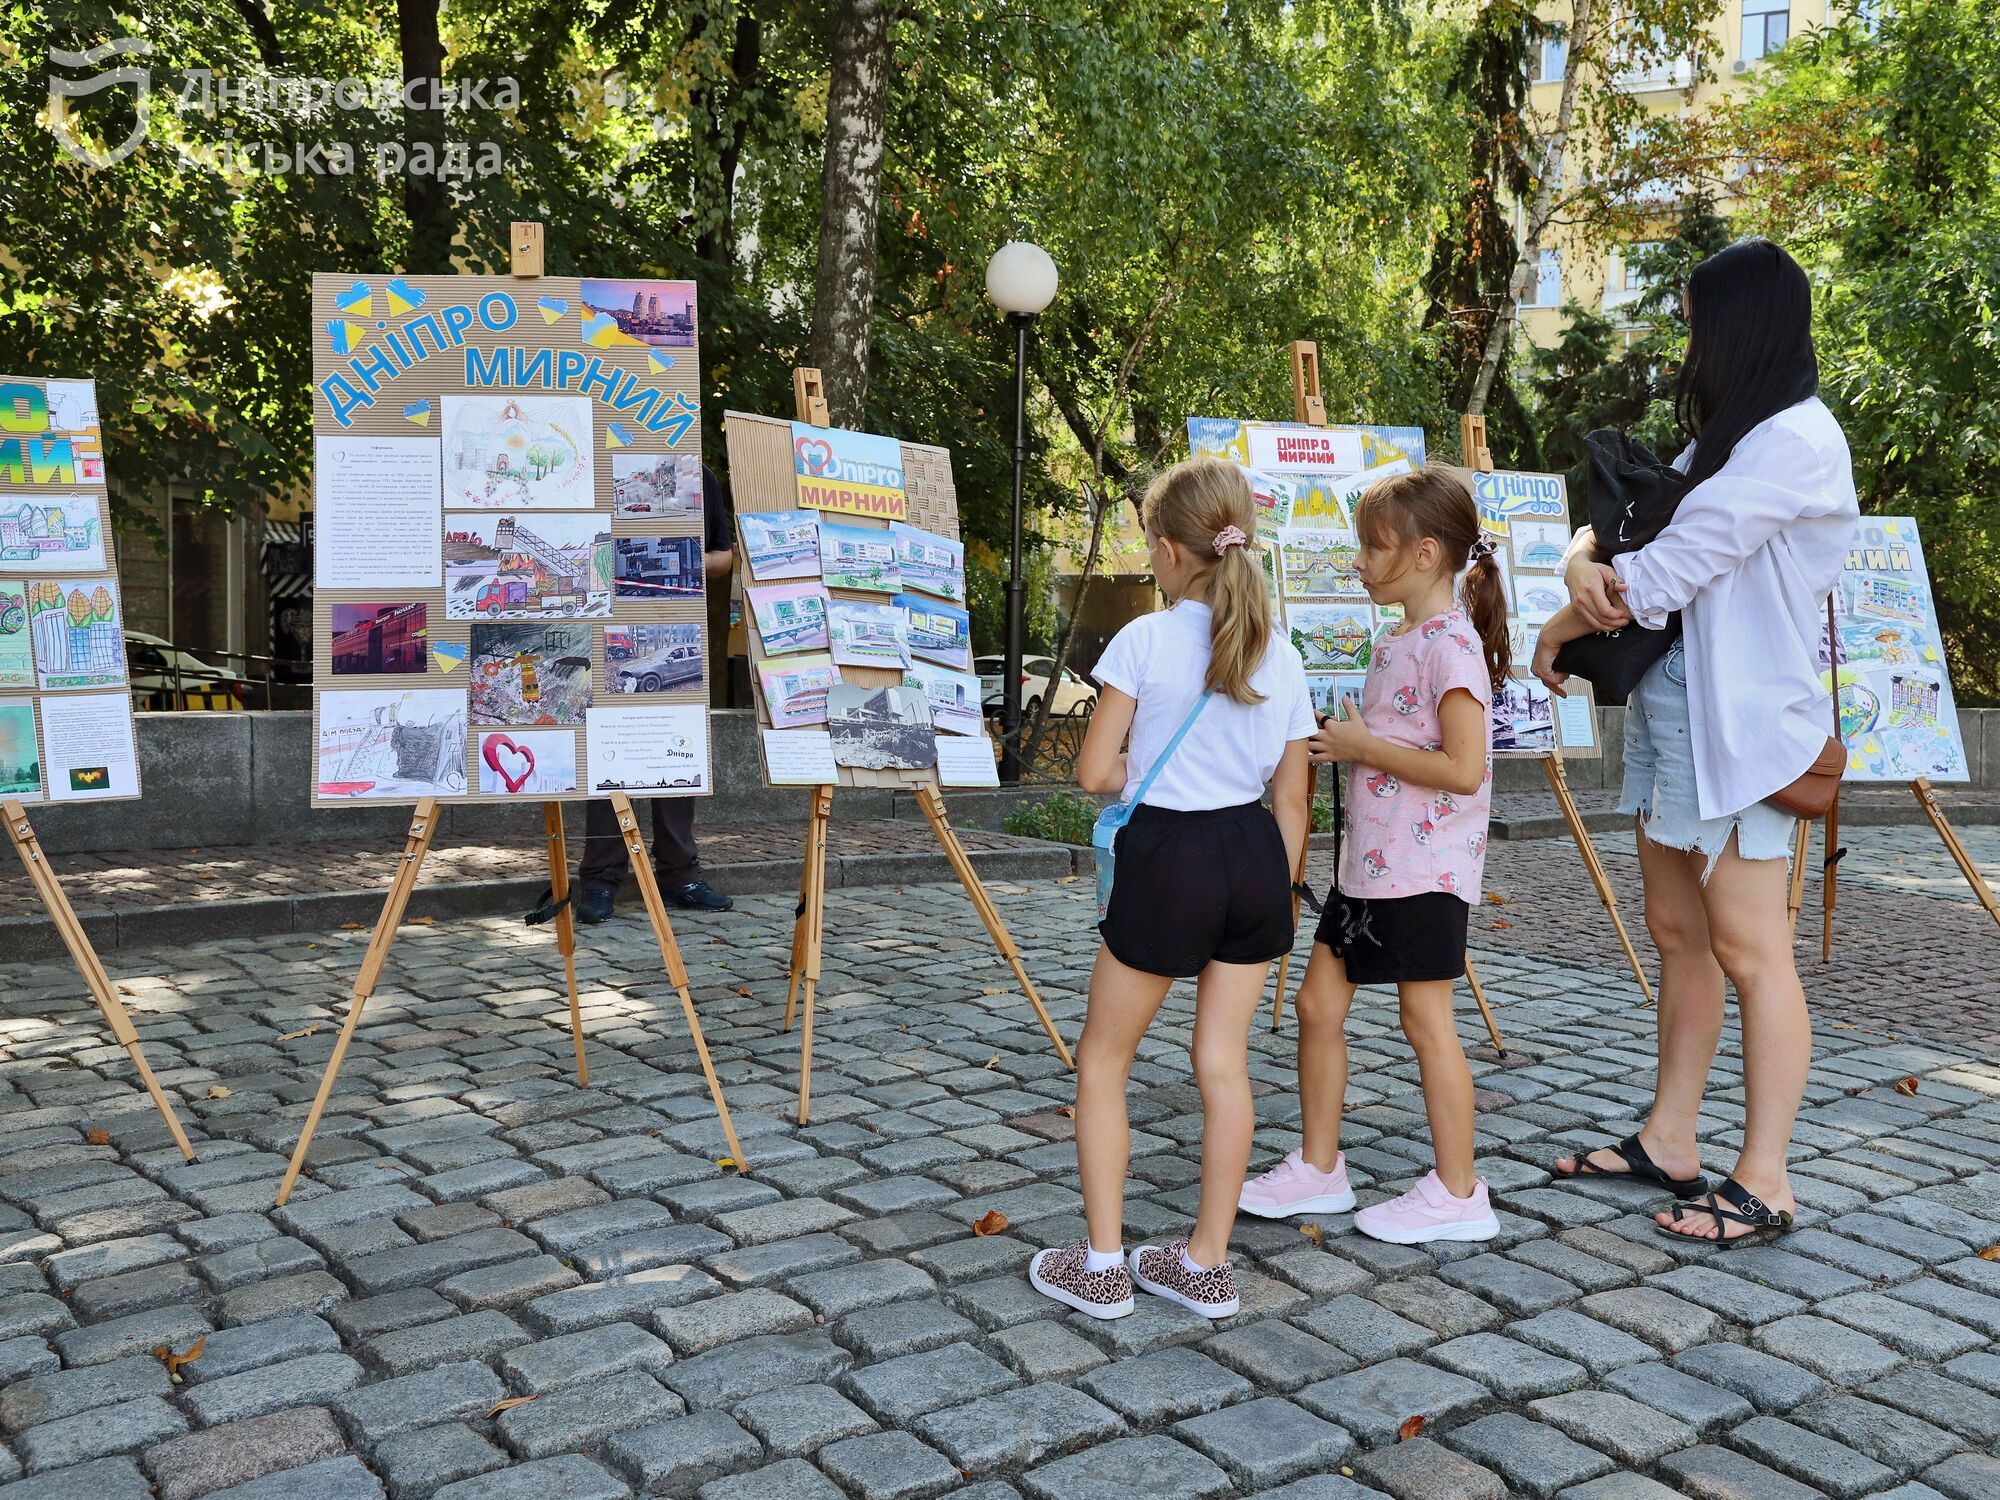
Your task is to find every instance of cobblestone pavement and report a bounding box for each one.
[2,848,1999,1500]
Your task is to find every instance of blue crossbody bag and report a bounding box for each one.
[1092,691,1212,921]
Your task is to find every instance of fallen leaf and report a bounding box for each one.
[1483,892,1510,905]
[1490,920,1512,930]
[972,1210,1009,1236]
[276,1023,321,1042]
[983,1056,1000,1069]
[1894,1076,1920,1096]
[340,921,363,930]
[715,1157,737,1170]
[1056,1105,1074,1118]
[153,1337,205,1382]
[204,1085,232,1100]
[1396,1414,1425,1442]
[1299,1222,1324,1246]
[981,987,1004,996]
[409,915,437,926]
[1978,1245,2000,1262]
[735,986,752,997]
[86,1129,111,1146]
[1832,1022,1855,1029]
[487,1395,537,1417]
[1057,875,1079,884]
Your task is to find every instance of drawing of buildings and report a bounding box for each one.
[0,499,98,562]
[1890,674,1942,727]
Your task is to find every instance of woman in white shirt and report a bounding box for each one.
[1533,239,1857,1247]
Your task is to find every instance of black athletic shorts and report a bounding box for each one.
[1098,801,1293,979]
[1313,888,1468,985]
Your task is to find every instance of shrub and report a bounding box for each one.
[1003,790,1100,846]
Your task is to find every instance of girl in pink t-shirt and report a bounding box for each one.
[1240,468,1511,1244]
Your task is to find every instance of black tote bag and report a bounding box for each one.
[1551,428,1691,706]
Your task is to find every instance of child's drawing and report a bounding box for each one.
[889,522,965,602]
[1280,528,1364,599]
[469,623,593,726]
[1290,603,1374,672]
[904,662,983,737]
[819,522,900,592]
[748,582,830,656]
[741,511,821,581]
[829,599,909,669]
[0,494,106,571]
[477,728,578,795]
[897,594,971,670]
[442,395,593,509]
[759,652,839,728]
[444,513,612,621]
[0,581,32,688]
[29,578,126,689]
[316,688,467,799]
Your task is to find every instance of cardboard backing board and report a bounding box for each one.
[0,375,143,806]
[724,411,962,790]
[308,274,711,806]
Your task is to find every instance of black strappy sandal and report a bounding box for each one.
[1656,1178,1795,1248]
[1556,1134,1708,1200]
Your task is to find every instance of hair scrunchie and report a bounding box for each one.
[1212,525,1248,556]
[1469,533,1500,561]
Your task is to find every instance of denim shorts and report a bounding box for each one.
[1618,640,1795,878]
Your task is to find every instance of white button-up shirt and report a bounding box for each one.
[1613,397,1858,820]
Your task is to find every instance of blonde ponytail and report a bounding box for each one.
[1143,458,1272,704]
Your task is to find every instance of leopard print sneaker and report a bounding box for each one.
[1129,1239,1240,1318]
[1028,1242,1135,1320]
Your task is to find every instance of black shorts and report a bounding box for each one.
[1098,802,1293,979]
[1313,888,1468,985]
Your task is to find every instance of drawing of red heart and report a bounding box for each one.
[482,734,535,793]
[795,437,836,476]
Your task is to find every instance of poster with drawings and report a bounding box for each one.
[311,273,711,805]
[1817,516,1967,782]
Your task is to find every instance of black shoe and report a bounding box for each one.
[661,878,732,912]
[574,883,616,924]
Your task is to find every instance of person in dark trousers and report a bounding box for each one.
[574,464,735,922]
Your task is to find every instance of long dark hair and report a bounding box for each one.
[1676,238,1819,488]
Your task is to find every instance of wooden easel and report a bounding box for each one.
[4,800,197,1160]
[774,369,1073,1124]
[1460,413,1654,1005]
[275,224,748,1205]
[1267,349,1507,1057]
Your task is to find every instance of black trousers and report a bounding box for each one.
[578,798,702,889]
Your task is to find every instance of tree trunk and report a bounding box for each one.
[808,0,894,427]
[1466,0,1595,417]
[696,15,762,271]
[399,0,451,274]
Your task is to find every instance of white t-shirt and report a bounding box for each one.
[1092,600,1315,812]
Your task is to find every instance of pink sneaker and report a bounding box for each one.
[1238,1150,1357,1219]
[1354,1170,1499,1244]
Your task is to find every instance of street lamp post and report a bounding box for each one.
[984,241,1058,784]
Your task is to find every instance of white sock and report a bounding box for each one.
[1082,1244,1123,1272]
[1180,1246,1218,1275]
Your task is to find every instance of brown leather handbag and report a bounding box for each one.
[1768,597,1846,820]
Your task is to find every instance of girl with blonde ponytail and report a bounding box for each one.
[1027,458,1314,1323]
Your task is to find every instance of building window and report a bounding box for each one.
[1536,26,1569,83]
[1525,248,1562,307]
[1742,0,1790,60]
[1622,242,1663,291]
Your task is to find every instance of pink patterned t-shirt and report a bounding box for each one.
[1337,610,1495,905]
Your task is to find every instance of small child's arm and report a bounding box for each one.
[1530,602,1598,697]
[1307,689,1486,797]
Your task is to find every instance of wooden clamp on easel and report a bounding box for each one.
[1266,348,1507,1056]
[275,222,747,1206]
[772,368,1074,1125]
[4,800,197,1160]
[1461,413,1654,1006]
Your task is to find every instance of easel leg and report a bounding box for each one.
[277,798,439,1205]
[786,787,832,1123]
[1272,766,1315,1033]
[1912,777,2000,927]
[1464,956,1506,1057]
[1542,755,1654,1005]
[4,801,197,1161]
[612,793,749,1170]
[1823,786,1841,962]
[916,785,1075,1070]
[1787,818,1811,941]
[544,802,588,1087]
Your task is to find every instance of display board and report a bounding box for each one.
[1187,418,1599,760]
[0,376,143,805]
[723,413,997,790]
[1819,515,1968,783]
[309,275,710,805]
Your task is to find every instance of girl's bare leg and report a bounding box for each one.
[1293,943,1356,1170]
[1074,943,1172,1253]
[1399,978,1477,1198]
[1187,957,1272,1266]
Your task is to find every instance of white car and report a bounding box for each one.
[124,631,253,710]
[976,655,1098,718]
